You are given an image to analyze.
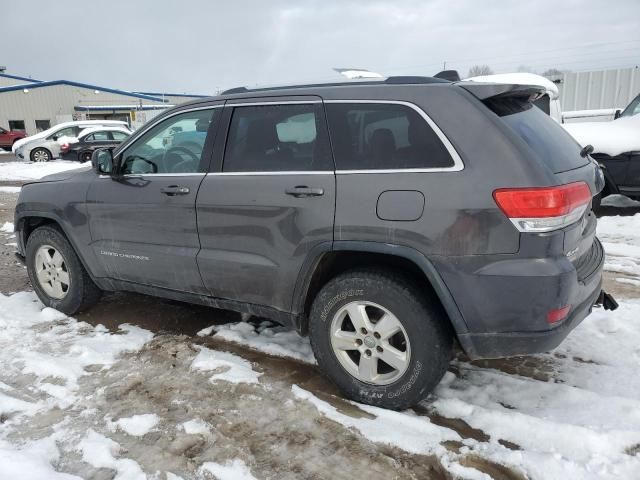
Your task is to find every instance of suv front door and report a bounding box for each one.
[86,105,222,293]
[196,98,336,312]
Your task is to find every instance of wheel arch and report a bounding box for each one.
[17,213,98,283]
[293,241,470,341]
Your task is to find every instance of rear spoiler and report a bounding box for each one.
[458,82,546,102]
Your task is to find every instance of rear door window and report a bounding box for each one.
[488,99,588,173]
[223,103,332,172]
[325,103,454,170]
[111,131,129,141]
[89,131,110,141]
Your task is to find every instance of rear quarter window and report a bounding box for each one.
[325,103,454,171]
[488,99,588,173]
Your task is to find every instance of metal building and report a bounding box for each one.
[546,66,640,112]
[0,72,208,135]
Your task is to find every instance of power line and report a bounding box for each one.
[376,40,640,73]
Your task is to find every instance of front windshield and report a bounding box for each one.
[621,94,640,118]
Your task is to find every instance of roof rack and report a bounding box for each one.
[220,74,455,95]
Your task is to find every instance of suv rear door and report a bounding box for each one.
[196,97,335,313]
[86,104,222,293]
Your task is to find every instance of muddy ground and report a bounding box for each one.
[1,183,638,480]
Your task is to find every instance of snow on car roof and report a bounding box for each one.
[463,73,560,99]
[78,126,131,138]
[12,120,129,152]
[563,114,640,156]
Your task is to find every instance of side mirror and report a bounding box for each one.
[614,109,622,120]
[92,148,114,175]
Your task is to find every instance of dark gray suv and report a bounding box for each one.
[14,76,615,409]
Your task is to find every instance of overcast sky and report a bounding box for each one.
[2,0,639,95]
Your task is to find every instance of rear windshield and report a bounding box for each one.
[487,98,588,173]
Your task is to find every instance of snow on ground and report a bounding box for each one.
[0,160,89,181]
[598,213,640,280]
[0,292,154,479]
[0,222,12,233]
[180,418,211,435]
[108,414,159,437]
[0,186,21,193]
[78,430,146,480]
[199,459,258,480]
[203,320,316,364]
[601,194,640,208]
[191,345,262,384]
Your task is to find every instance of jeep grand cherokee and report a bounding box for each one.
[14,75,616,409]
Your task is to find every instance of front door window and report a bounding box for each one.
[120,109,216,175]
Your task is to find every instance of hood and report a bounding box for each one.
[23,165,92,186]
[563,115,640,156]
[12,132,48,152]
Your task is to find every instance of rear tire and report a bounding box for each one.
[79,150,93,162]
[26,225,102,315]
[309,269,452,410]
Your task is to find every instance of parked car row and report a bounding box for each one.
[12,120,131,162]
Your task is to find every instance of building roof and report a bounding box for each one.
[0,72,43,83]
[0,79,168,102]
[133,91,209,98]
[0,72,208,99]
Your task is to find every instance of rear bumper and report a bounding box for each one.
[457,279,602,358]
[432,238,606,359]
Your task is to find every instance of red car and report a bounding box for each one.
[0,126,26,150]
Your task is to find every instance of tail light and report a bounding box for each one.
[493,182,591,233]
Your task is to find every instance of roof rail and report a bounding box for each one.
[384,76,449,84]
[219,75,451,96]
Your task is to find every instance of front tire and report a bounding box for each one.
[26,225,102,314]
[30,147,51,162]
[309,269,452,410]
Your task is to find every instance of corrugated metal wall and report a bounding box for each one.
[0,85,166,135]
[551,67,640,111]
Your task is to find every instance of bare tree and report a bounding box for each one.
[467,65,494,77]
[517,65,535,73]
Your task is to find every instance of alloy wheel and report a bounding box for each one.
[33,149,50,162]
[329,301,411,385]
[34,244,70,299]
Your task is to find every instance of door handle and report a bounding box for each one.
[161,185,190,196]
[285,186,324,198]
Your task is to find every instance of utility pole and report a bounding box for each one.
[443,61,446,70]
